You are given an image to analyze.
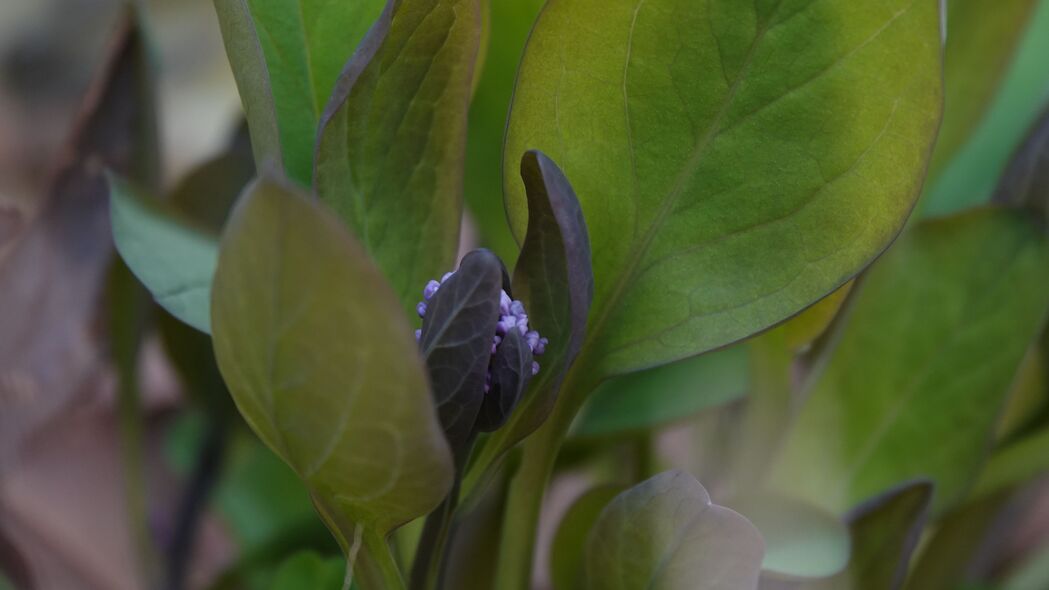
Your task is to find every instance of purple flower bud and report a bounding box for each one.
[423,280,441,300]
[535,337,548,355]
[417,301,428,318]
[415,329,422,341]
[441,271,455,283]
[531,361,540,376]
[510,300,526,317]
[500,291,512,315]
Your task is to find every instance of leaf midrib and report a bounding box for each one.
[579,0,787,374]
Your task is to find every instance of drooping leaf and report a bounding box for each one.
[210,177,454,575]
[467,151,593,475]
[729,494,850,580]
[992,104,1049,222]
[475,329,534,433]
[268,552,345,590]
[463,0,546,260]
[110,138,254,334]
[572,345,748,439]
[771,208,1049,515]
[551,485,622,590]
[419,249,504,461]
[315,0,482,312]
[921,0,1049,218]
[213,0,384,184]
[504,0,944,378]
[925,0,1039,183]
[110,178,218,333]
[995,344,1047,442]
[585,470,764,590]
[0,11,158,467]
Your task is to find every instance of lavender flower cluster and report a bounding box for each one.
[416,271,547,392]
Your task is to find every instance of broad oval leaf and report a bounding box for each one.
[213,0,385,184]
[504,0,944,378]
[315,0,482,311]
[573,345,748,439]
[729,493,850,580]
[771,208,1049,515]
[110,178,219,333]
[419,249,503,460]
[586,470,764,590]
[211,177,454,546]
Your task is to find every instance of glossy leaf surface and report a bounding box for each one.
[213,0,384,183]
[315,0,482,311]
[505,0,944,377]
[211,178,454,548]
[772,208,1049,514]
[586,471,764,590]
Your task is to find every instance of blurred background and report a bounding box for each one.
[2,0,1049,589]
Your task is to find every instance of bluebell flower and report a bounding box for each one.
[416,270,547,391]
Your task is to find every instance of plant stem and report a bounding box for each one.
[164,414,230,590]
[409,483,459,590]
[493,364,599,590]
[357,529,406,590]
[731,330,793,492]
[110,262,160,587]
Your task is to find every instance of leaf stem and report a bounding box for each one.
[110,262,160,587]
[730,330,793,492]
[355,529,406,590]
[493,363,600,590]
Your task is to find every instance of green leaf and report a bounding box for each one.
[767,482,933,590]
[504,0,944,378]
[269,552,345,590]
[210,177,454,572]
[920,0,1049,218]
[551,485,622,590]
[315,0,482,312]
[585,471,764,590]
[110,178,219,333]
[463,0,546,260]
[419,249,504,461]
[213,0,384,184]
[771,208,1049,515]
[463,150,593,486]
[828,481,932,590]
[925,0,1039,183]
[572,345,748,439]
[973,425,1049,500]
[729,494,850,580]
